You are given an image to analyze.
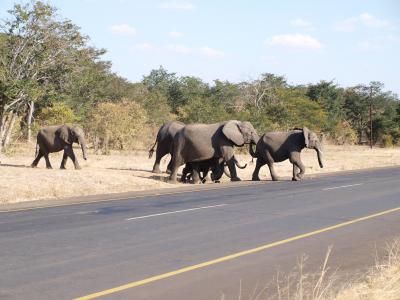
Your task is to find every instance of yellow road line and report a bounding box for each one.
[74,206,400,300]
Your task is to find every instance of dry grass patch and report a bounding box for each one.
[0,144,399,203]
[227,239,400,300]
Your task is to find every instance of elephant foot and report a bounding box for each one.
[292,176,302,181]
[168,178,178,184]
[230,177,241,182]
[165,169,172,174]
[60,166,66,170]
[31,164,37,168]
[214,180,221,183]
[252,176,260,181]
[152,169,162,174]
[75,166,82,170]
[46,166,53,169]
[271,177,280,181]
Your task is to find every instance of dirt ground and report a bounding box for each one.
[0,144,399,204]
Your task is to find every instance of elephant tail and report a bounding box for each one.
[148,139,157,159]
[34,141,39,158]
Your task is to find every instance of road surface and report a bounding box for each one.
[0,167,399,299]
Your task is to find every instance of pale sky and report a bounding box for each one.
[1,0,399,94]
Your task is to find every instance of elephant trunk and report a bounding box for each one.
[234,157,247,169]
[79,137,88,160]
[316,147,323,168]
[249,143,257,158]
[223,165,231,178]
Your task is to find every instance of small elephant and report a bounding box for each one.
[31,125,87,169]
[181,156,247,184]
[149,121,185,173]
[169,120,259,183]
[250,127,323,181]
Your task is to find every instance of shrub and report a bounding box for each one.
[36,102,78,126]
[329,121,358,145]
[381,134,394,148]
[87,99,148,153]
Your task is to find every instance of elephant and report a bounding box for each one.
[181,155,247,184]
[31,124,87,169]
[250,127,323,181]
[169,120,259,184]
[148,121,185,173]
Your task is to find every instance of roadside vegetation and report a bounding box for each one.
[1,1,399,157]
[231,239,400,300]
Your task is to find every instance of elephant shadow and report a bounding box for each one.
[134,174,172,183]
[106,167,153,173]
[0,163,30,169]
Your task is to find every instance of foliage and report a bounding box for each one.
[36,102,78,126]
[0,1,399,152]
[87,100,148,153]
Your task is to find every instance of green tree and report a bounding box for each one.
[307,81,344,132]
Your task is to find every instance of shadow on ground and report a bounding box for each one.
[0,163,30,168]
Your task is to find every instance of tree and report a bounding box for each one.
[0,1,108,151]
[307,81,344,132]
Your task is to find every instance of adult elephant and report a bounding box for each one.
[181,155,247,184]
[169,120,259,183]
[250,127,323,181]
[148,121,185,173]
[31,125,87,169]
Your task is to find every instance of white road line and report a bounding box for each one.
[125,204,228,221]
[322,183,364,191]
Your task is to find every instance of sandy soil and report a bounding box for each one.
[0,144,399,204]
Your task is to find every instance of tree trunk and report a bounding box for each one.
[2,112,17,148]
[27,101,35,143]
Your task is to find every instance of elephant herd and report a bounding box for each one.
[30,121,324,183]
[148,120,324,183]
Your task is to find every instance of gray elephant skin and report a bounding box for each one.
[149,121,185,173]
[169,120,259,184]
[181,155,247,184]
[31,125,88,169]
[250,127,323,181]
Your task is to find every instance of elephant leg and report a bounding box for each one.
[168,155,183,184]
[191,167,201,184]
[180,165,190,183]
[44,153,52,169]
[252,158,265,181]
[60,150,68,169]
[292,164,299,181]
[152,147,168,173]
[31,149,44,168]
[290,152,305,180]
[67,148,81,170]
[166,158,173,174]
[267,163,279,181]
[226,158,240,181]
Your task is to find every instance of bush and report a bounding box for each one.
[36,102,78,126]
[87,99,148,153]
[381,134,394,148]
[329,121,358,145]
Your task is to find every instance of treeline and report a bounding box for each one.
[1,1,399,154]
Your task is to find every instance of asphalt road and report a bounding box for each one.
[1,167,400,300]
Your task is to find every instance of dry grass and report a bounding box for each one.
[0,143,399,203]
[335,239,400,300]
[227,239,400,300]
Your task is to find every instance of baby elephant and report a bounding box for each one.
[31,125,88,169]
[250,127,323,181]
[181,156,247,184]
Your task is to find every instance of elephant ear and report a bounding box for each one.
[58,125,72,144]
[222,121,245,146]
[303,127,310,148]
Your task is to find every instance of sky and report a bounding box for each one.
[1,0,399,94]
